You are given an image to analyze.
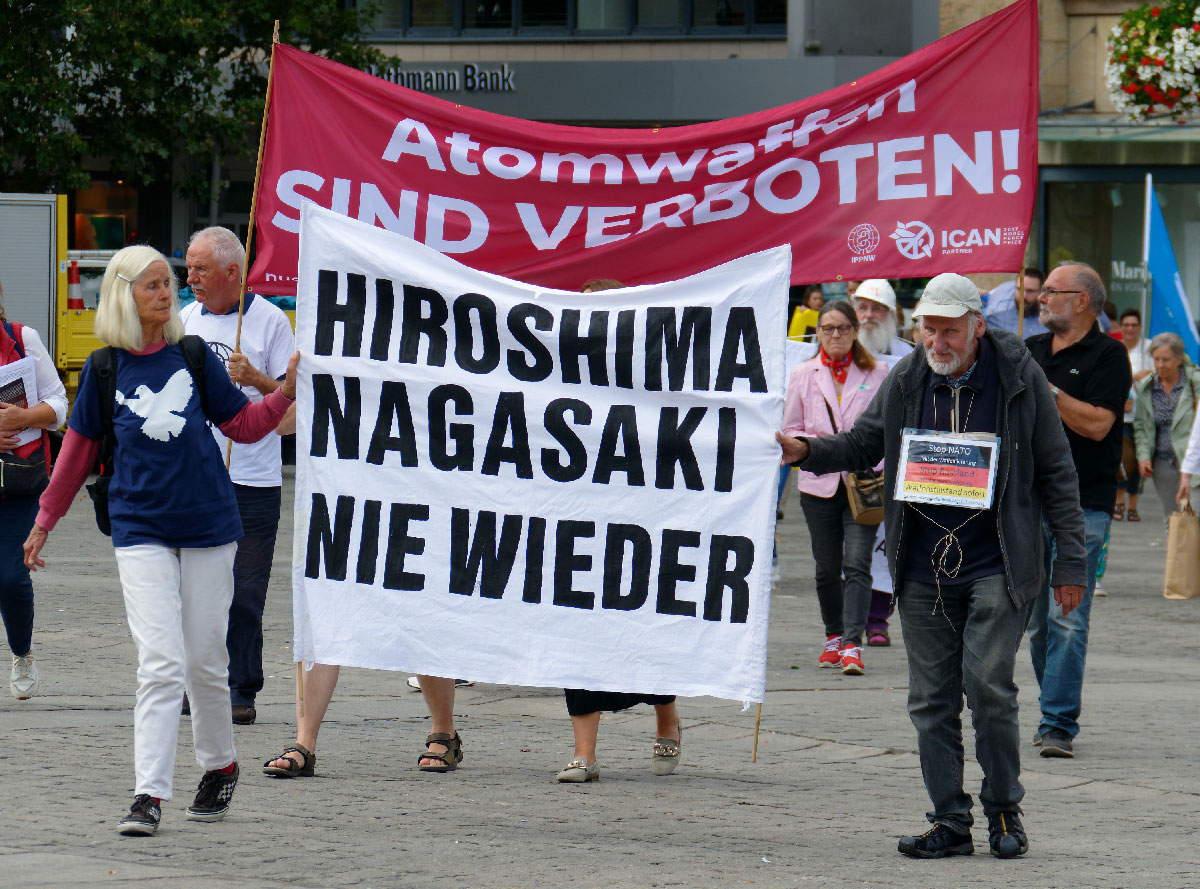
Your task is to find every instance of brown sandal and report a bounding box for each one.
[1113,504,1124,521]
[1127,509,1140,522]
[418,732,463,772]
[263,743,315,778]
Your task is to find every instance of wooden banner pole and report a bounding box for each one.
[1016,266,1027,339]
[225,19,281,470]
[751,703,763,762]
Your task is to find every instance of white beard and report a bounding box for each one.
[926,346,969,377]
[858,315,897,355]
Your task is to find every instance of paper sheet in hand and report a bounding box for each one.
[0,357,41,447]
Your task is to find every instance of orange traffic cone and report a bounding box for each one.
[67,261,84,310]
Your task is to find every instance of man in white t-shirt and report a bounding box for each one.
[181,226,295,725]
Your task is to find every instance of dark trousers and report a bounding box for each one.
[799,485,874,646]
[0,497,38,656]
[227,484,281,708]
[867,589,892,633]
[897,574,1031,832]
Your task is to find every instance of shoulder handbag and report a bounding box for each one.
[0,321,50,499]
[84,337,210,535]
[824,399,885,526]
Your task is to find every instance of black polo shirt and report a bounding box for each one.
[1026,324,1131,514]
[904,335,1004,585]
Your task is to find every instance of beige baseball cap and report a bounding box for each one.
[912,273,983,319]
[853,279,897,312]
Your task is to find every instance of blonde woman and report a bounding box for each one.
[24,246,298,835]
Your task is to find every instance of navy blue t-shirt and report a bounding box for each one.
[71,342,248,547]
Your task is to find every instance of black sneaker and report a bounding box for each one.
[987,811,1029,858]
[185,763,239,822]
[898,823,974,859]
[231,704,256,725]
[118,794,161,836]
[1039,729,1074,758]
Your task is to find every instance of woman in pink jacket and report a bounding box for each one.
[782,300,889,675]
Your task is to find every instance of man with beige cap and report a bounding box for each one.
[777,273,1086,861]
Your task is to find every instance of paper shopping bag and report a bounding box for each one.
[1164,506,1200,600]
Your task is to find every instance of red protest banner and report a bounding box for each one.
[248,0,1037,295]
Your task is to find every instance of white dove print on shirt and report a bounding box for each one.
[115,368,195,442]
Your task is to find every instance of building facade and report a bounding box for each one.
[73,1,1200,313]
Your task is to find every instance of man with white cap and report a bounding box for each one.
[853,279,913,359]
[776,273,1086,861]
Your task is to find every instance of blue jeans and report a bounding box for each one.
[897,574,1032,833]
[0,497,39,656]
[227,484,281,708]
[1028,508,1110,739]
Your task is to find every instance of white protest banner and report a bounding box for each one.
[291,203,788,702]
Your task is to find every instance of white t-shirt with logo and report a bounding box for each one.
[181,295,295,487]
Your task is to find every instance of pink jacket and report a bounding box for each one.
[782,355,889,497]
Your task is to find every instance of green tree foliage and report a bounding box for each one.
[0,0,385,195]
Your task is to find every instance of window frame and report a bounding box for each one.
[363,0,786,39]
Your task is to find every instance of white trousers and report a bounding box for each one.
[114,543,237,800]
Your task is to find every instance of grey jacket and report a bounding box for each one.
[800,328,1087,607]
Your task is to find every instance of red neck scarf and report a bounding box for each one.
[819,347,853,385]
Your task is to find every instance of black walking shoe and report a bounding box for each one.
[1039,729,1074,758]
[118,794,161,836]
[898,823,974,859]
[231,705,256,725]
[987,811,1029,858]
[185,763,239,822]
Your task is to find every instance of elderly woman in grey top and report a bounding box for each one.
[1132,332,1200,515]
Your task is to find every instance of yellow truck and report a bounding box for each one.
[0,193,294,409]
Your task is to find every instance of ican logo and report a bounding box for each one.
[890,221,934,260]
[940,227,1002,255]
[847,224,880,263]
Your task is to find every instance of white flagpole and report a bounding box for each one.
[1141,173,1152,332]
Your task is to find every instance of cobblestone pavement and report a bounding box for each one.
[3,469,1198,889]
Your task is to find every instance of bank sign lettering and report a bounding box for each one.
[250,0,1038,294]
[370,63,515,94]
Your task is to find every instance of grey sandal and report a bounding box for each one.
[556,758,600,782]
[652,725,683,776]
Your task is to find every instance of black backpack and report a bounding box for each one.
[85,335,211,536]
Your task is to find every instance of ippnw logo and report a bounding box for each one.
[847,224,880,256]
[890,221,934,260]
